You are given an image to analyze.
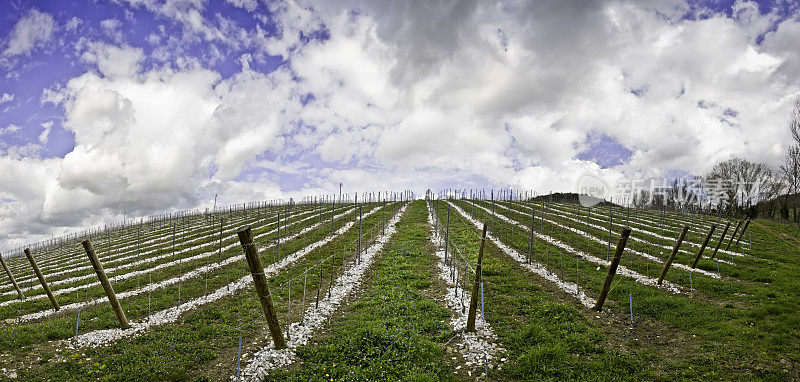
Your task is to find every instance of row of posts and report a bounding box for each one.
[0,199,753,349]
[433,197,752,315]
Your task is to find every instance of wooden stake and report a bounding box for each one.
[24,248,59,311]
[725,219,743,251]
[691,224,716,269]
[710,222,731,260]
[658,225,689,285]
[236,226,286,349]
[82,239,129,328]
[734,219,751,249]
[594,227,632,311]
[0,253,23,300]
[466,223,488,332]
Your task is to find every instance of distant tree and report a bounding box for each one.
[666,178,702,210]
[790,98,800,146]
[778,98,800,221]
[705,158,783,212]
[780,145,800,196]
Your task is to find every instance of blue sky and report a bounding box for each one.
[1,0,799,250]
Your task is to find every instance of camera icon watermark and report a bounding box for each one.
[576,173,611,207]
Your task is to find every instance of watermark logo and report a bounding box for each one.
[576,173,610,207]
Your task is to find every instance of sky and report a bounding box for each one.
[0,0,798,251]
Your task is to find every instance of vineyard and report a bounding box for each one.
[0,191,798,381]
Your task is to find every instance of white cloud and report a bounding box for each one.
[100,18,124,42]
[0,124,21,136]
[65,17,83,32]
[38,121,53,145]
[0,93,13,103]
[226,0,258,12]
[80,42,144,78]
[4,0,800,251]
[1,8,56,57]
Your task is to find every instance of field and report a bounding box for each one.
[0,193,798,381]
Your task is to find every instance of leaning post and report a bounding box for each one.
[24,248,59,311]
[236,226,287,349]
[691,224,716,269]
[725,219,743,250]
[658,225,689,285]
[734,218,751,250]
[466,223,488,332]
[710,221,731,260]
[82,239,129,328]
[594,227,632,311]
[0,252,23,300]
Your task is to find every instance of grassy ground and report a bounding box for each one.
[432,200,649,381]
[0,199,799,381]
[446,198,800,380]
[269,200,456,381]
[0,202,394,380]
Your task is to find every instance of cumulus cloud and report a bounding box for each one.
[38,121,53,145]
[1,8,56,58]
[64,17,83,32]
[226,0,259,12]
[3,0,800,251]
[0,124,21,136]
[79,42,144,78]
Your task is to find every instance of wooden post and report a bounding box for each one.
[24,248,59,311]
[657,225,689,285]
[691,224,716,269]
[236,226,287,349]
[82,239,129,328]
[466,223,488,332]
[734,219,751,249]
[725,219,743,250]
[444,207,450,264]
[528,209,535,264]
[711,222,731,260]
[594,227,632,311]
[0,253,23,300]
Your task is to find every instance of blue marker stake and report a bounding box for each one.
[236,337,242,378]
[689,272,693,294]
[629,293,634,327]
[75,308,81,337]
[480,282,485,324]
[716,260,721,277]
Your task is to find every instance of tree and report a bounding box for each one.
[705,158,783,212]
[780,144,800,196]
[778,98,800,221]
[790,98,800,146]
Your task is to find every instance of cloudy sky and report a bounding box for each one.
[0,0,798,251]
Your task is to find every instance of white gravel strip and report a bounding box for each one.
[238,203,408,381]
[444,201,597,308]
[2,205,321,284]
[6,214,211,277]
[9,208,359,320]
[536,202,743,259]
[67,205,385,348]
[458,201,683,293]
[426,203,501,374]
[489,201,726,276]
[1,207,351,307]
[0,209,295,294]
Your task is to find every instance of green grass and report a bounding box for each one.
[2,199,799,381]
[444,198,800,380]
[0,202,399,381]
[431,200,649,381]
[269,201,456,381]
